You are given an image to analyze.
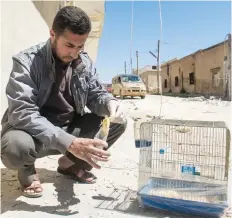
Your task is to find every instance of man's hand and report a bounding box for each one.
[67,138,110,169]
[107,100,126,123]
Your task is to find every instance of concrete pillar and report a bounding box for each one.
[228,34,231,101]
[1,1,105,120]
[1,1,53,119]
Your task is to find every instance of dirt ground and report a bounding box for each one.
[1,95,231,218]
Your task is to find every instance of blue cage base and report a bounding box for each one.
[137,177,228,218]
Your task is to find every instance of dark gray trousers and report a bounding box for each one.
[1,113,127,172]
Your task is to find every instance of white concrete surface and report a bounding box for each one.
[0,1,105,119]
[1,95,231,218]
[73,1,105,62]
[1,1,50,119]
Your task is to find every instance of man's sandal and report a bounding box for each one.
[57,165,97,184]
[18,167,43,198]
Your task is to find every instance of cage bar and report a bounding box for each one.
[135,118,231,217]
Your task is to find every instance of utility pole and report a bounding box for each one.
[228,33,231,101]
[149,40,161,94]
[124,61,127,74]
[129,0,134,74]
[226,34,232,101]
[136,51,139,75]
[224,34,231,100]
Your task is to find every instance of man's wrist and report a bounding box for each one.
[55,130,76,155]
[67,138,77,153]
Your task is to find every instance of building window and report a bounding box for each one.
[167,64,170,76]
[189,72,195,84]
[175,76,179,87]
[164,79,168,88]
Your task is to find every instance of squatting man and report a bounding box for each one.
[1,6,126,198]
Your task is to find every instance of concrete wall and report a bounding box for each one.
[140,71,161,93]
[169,60,181,93]
[228,34,232,100]
[160,40,230,97]
[73,1,105,64]
[161,58,178,93]
[1,1,54,119]
[33,1,65,28]
[161,65,170,93]
[1,1,104,119]
[134,67,157,92]
[180,55,195,93]
[33,1,105,62]
[195,43,226,95]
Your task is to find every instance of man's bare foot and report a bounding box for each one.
[57,165,97,184]
[75,169,96,183]
[20,174,43,198]
[57,155,97,183]
[23,180,43,193]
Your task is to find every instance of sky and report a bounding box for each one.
[94,1,231,83]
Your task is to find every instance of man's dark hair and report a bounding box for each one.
[52,6,91,35]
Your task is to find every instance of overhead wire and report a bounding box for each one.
[158,0,163,118]
[129,0,134,74]
[128,0,164,118]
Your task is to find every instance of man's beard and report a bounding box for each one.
[52,40,72,64]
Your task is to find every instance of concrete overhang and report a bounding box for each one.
[70,1,105,62]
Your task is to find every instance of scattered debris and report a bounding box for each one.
[1,95,230,218]
[203,111,216,113]
[209,96,215,100]
[187,96,206,102]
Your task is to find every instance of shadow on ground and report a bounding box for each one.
[1,168,205,218]
[95,188,198,218]
[1,168,79,216]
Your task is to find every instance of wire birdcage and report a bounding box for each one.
[134,118,231,218]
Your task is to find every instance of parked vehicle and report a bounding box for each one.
[106,84,112,93]
[103,83,112,93]
[112,74,146,99]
